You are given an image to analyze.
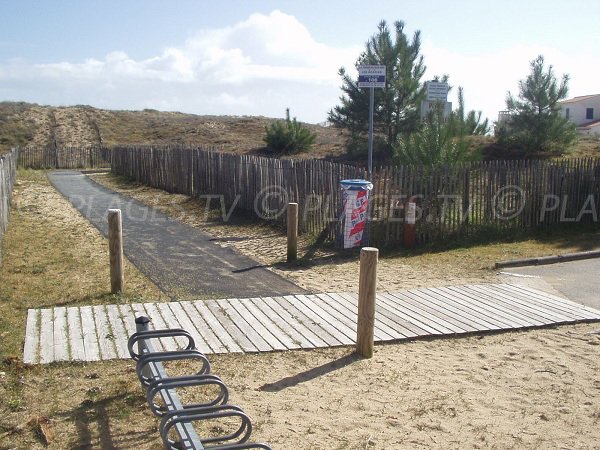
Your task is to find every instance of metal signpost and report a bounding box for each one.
[358,65,386,180]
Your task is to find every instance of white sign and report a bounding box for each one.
[426,81,449,101]
[358,65,386,88]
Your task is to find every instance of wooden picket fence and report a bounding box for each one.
[111,145,362,239]
[111,145,600,246]
[17,146,112,169]
[0,148,19,260]
[369,158,600,245]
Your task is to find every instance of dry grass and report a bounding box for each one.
[0,170,165,449]
[0,170,164,358]
[0,102,348,159]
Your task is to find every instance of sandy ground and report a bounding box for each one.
[9,323,600,450]
[2,172,599,449]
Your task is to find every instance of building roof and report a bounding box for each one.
[561,94,600,105]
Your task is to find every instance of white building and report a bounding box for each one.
[560,94,600,135]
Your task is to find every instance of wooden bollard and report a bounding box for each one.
[108,209,124,294]
[287,202,298,262]
[356,247,378,358]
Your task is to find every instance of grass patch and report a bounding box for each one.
[0,170,165,448]
[0,170,163,357]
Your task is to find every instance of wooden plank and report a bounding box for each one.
[23,309,40,364]
[469,285,574,323]
[426,286,518,329]
[501,284,600,319]
[370,293,435,337]
[441,286,536,328]
[416,287,502,331]
[191,300,242,353]
[142,303,177,351]
[221,299,274,352]
[235,298,291,350]
[459,286,552,326]
[252,297,313,349]
[181,301,228,353]
[105,304,131,359]
[205,299,257,352]
[279,295,344,347]
[80,306,101,362]
[92,305,118,360]
[314,293,363,338]
[117,304,137,340]
[167,301,212,354]
[379,293,452,334]
[294,294,355,343]
[156,302,190,350]
[240,297,300,350]
[399,290,478,333]
[407,288,488,332]
[263,296,325,348]
[39,308,54,364]
[336,293,410,340]
[67,307,86,361]
[498,284,598,320]
[53,307,69,362]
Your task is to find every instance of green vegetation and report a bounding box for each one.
[263,109,316,154]
[496,55,577,157]
[328,20,426,159]
[394,87,489,165]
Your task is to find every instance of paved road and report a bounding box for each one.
[502,258,600,310]
[48,171,304,298]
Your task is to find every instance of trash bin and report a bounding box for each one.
[337,179,374,249]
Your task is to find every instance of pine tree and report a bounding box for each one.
[328,20,426,158]
[393,87,487,166]
[497,55,576,156]
[394,101,470,166]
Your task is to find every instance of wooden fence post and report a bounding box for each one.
[356,246,378,358]
[287,202,298,262]
[108,209,124,293]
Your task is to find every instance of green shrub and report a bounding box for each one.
[264,111,316,154]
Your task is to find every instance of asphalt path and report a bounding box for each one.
[48,171,305,298]
[502,258,600,310]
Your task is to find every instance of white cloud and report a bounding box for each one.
[0,10,361,122]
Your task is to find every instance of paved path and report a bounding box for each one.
[502,258,600,310]
[23,283,600,364]
[48,171,303,298]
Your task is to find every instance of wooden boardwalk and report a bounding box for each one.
[23,284,600,364]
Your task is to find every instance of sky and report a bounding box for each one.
[1,0,598,125]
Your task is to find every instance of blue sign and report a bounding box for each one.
[358,65,386,88]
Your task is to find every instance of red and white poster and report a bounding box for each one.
[341,180,373,249]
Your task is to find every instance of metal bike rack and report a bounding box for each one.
[128,316,272,450]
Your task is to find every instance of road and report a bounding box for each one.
[48,171,305,299]
[502,257,600,310]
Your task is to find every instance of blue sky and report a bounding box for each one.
[1,0,598,124]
